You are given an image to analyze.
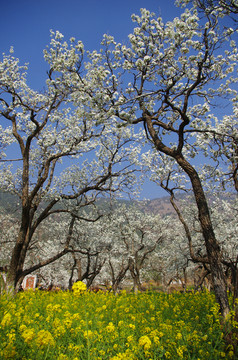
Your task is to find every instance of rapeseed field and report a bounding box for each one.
[0,283,237,359]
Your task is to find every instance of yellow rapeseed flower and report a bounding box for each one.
[72,281,87,294]
[1,343,16,358]
[106,322,115,332]
[110,352,131,360]
[128,323,135,330]
[84,330,94,339]
[57,354,69,360]
[127,335,133,343]
[1,313,11,327]
[63,318,72,328]
[7,330,16,342]
[138,335,152,350]
[153,336,160,345]
[35,329,55,348]
[72,313,80,320]
[177,346,184,358]
[22,328,35,344]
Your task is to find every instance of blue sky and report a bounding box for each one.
[0,0,182,88]
[0,0,184,200]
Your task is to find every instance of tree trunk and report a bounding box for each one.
[109,260,129,293]
[7,229,28,290]
[176,155,230,317]
[6,201,34,290]
[144,114,229,317]
[182,267,187,292]
[129,258,142,293]
[76,258,82,280]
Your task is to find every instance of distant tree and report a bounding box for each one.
[65,211,109,289]
[161,180,238,301]
[103,205,164,292]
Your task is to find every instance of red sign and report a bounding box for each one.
[22,275,37,290]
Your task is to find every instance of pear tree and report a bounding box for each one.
[82,6,237,316]
[0,32,143,290]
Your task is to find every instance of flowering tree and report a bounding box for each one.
[193,95,238,193]
[24,203,165,292]
[101,204,164,292]
[177,0,238,21]
[65,210,110,289]
[82,6,237,316]
[0,32,143,290]
[173,193,238,297]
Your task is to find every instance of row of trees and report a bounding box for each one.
[1,195,237,295]
[0,0,237,317]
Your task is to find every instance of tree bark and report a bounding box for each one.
[7,205,31,289]
[176,155,230,317]
[144,113,230,316]
[109,260,129,293]
[129,258,142,293]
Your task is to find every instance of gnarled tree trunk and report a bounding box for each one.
[176,155,230,317]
